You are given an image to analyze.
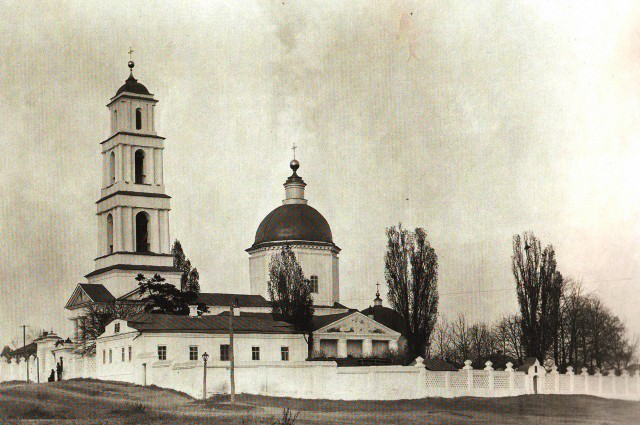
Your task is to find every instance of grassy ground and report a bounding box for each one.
[0,379,638,424]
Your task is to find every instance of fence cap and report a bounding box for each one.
[463,360,473,370]
[581,367,589,376]
[566,366,574,374]
[484,361,493,371]
[505,362,514,371]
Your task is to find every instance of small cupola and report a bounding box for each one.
[283,159,307,205]
[374,283,383,307]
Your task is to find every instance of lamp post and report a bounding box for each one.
[202,352,209,400]
[229,299,237,404]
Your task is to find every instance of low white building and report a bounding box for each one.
[96,312,308,385]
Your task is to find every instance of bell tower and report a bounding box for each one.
[87,60,181,298]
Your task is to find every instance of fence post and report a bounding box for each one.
[445,371,451,396]
[594,368,603,396]
[550,364,559,394]
[505,362,514,395]
[463,360,473,394]
[581,367,589,395]
[636,370,640,397]
[609,369,617,395]
[414,357,427,398]
[566,366,574,394]
[485,361,494,396]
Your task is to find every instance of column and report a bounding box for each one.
[389,339,398,352]
[313,338,321,355]
[124,145,131,183]
[362,339,372,357]
[123,207,133,252]
[150,210,160,253]
[147,148,155,185]
[505,362,515,395]
[114,207,122,252]
[337,339,347,358]
[115,144,123,183]
[581,367,589,394]
[97,215,104,257]
[485,361,494,396]
[159,210,169,253]
[102,152,109,188]
[154,149,162,186]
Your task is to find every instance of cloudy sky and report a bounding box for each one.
[1,0,639,343]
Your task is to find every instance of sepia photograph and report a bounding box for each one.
[1,1,639,423]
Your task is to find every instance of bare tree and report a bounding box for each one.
[268,245,315,344]
[494,314,525,364]
[385,225,439,361]
[76,301,145,355]
[512,232,563,361]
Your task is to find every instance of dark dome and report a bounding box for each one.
[253,204,334,247]
[115,74,151,96]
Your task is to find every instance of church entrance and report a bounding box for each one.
[319,339,337,357]
[347,340,363,357]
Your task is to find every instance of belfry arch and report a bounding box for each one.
[135,211,150,253]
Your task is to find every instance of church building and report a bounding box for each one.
[60,61,405,383]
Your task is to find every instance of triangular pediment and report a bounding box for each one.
[315,312,400,336]
[65,283,115,310]
[117,287,144,301]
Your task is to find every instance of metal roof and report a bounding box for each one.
[195,293,270,308]
[126,313,299,334]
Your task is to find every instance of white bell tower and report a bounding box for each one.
[87,60,181,298]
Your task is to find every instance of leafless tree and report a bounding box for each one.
[385,225,439,361]
[75,301,145,355]
[512,232,564,361]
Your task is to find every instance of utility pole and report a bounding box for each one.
[20,325,29,383]
[229,300,236,403]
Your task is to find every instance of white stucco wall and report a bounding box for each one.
[249,245,339,306]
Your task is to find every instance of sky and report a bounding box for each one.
[1,0,639,345]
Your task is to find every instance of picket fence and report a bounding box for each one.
[425,360,640,401]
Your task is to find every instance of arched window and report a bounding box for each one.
[135,211,150,253]
[134,149,145,184]
[135,108,142,130]
[114,110,118,127]
[310,275,319,293]
[109,151,116,185]
[106,214,114,254]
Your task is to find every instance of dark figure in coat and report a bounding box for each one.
[56,362,63,381]
[48,369,55,382]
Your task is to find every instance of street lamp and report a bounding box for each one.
[202,352,209,400]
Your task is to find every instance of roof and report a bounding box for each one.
[7,342,37,359]
[360,305,408,336]
[115,74,151,96]
[79,284,116,302]
[65,283,116,310]
[311,312,354,331]
[195,293,270,308]
[251,203,335,249]
[126,313,299,335]
[423,358,458,371]
[518,357,540,372]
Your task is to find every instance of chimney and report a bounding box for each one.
[189,305,199,317]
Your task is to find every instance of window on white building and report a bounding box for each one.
[106,214,114,255]
[158,345,167,361]
[121,347,125,362]
[135,108,142,130]
[281,346,289,361]
[103,350,106,364]
[251,346,260,361]
[114,323,120,333]
[128,346,132,362]
[189,346,198,361]
[109,349,112,363]
[109,151,116,185]
[310,276,319,293]
[134,149,145,184]
[220,344,230,361]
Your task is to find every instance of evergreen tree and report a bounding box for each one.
[171,240,200,293]
[136,273,208,315]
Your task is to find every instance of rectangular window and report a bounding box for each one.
[252,346,260,361]
[281,346,289,361]
[114,323,120,333]
[189,346,199,361]
[220,344,230,361]
[103,350,106,364]
[109,349,112,363]
[310,276,319,293]
[158,345,167,361]
[128,346,132,362]
[121,347,125,362]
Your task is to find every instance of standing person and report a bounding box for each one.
[56,362,63,381]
